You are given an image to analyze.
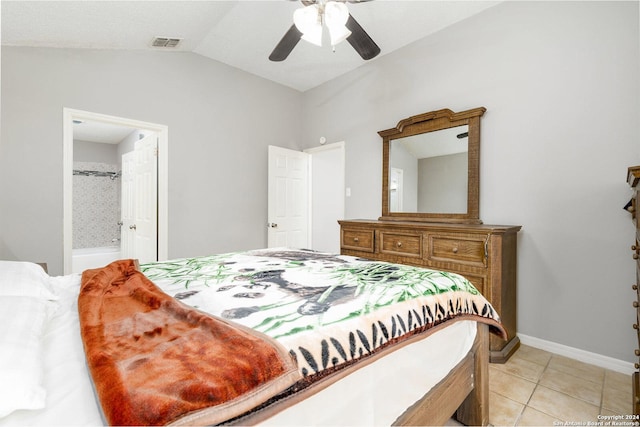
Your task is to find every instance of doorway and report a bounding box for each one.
[267,142,345,253]
[305,141,345,253]
[62,108,168,274]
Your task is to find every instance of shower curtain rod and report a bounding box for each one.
[73,169,121,180]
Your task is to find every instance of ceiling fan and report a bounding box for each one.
[269,0,381,62]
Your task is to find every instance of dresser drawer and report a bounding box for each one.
[341,228,374,252]
[379,231,423,258]
[428,233,488,267]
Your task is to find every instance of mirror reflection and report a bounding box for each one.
[389,125,468,214]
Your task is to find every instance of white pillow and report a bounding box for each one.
[0,296,56,418]
[0,261,57,300]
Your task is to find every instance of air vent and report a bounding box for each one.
[151,37,182,48]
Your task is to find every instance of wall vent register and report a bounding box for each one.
[151,37,182,48]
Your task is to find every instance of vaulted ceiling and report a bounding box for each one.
[2,0,500,92]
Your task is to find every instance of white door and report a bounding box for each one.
[134,135,158,263]
[268,146,309,248]
[120,150,136,258]
[121,134,158,263]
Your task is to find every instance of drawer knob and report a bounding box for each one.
[634,323,639,330]
[636,363,639,369]
[396,241,402,248]
[633,245,639,251]
[634,284,639,291]
[452,247,459,254]
[636,349,640,356]
[353,237,359,242]
[635,253,640,260]
[634,301,639,308]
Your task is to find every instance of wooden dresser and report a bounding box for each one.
[339,219,521,363]
[627,165,640,415]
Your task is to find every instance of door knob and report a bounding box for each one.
[268,223,278,228]
[129,224,137,230]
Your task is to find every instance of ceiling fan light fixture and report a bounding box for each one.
[301,24,323,47]
[271,0,379,62]
[294,4,323,47]
[325,1,351,45]
[327,24,351,46]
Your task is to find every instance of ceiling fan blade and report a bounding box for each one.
[345,14,380,60]
[269,24,303,62]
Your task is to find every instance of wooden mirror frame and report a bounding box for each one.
[379,107,486,223]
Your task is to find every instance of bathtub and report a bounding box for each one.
[72,246,121,274]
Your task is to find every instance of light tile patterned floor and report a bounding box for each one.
[489,345,633,426]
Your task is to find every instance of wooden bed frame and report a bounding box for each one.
[235,321,491,426]
[393,323,490,426]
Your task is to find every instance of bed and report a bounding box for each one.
[0,248,505,426]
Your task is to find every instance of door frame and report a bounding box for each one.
[62,108,168,274]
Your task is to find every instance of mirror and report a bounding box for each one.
[379,107,486,223]
[389,125,469,214]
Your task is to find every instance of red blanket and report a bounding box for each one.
[78,260,301,426]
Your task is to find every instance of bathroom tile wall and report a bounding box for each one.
[72,161,121,249]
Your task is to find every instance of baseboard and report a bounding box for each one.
[518,333,636,375]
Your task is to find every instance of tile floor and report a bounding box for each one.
[488,344,633,426]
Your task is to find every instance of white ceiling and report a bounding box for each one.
[73,120,138,144]
[1,0,501,93]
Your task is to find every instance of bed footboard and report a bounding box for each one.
[456,322,489,426]
[393,322,490,426]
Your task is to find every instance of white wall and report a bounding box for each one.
[0,48,303,274]
[299,1,640,363]
[74,140,119,163]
